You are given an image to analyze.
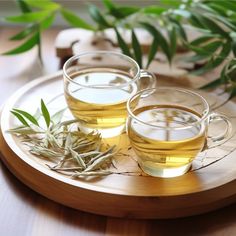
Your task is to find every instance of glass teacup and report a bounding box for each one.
[127,87,232,178]
[63,51,156,138]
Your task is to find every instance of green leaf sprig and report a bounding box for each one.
[3,0,236,98]
[8,99,117,177]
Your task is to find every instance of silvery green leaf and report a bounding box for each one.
[8,126,38,135]
[85,152,114,172]
[69,148,86,169]
[47,133,61,148]
[72,170,112,177]
[30,146,64,158]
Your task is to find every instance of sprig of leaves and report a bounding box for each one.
[9,99,117,177]
[3,0,236,98]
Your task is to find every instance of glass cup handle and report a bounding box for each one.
[139,69,157,89]
[206,112,233,149]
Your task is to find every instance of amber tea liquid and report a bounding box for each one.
[65,68,137,136]
[128,104,206,177]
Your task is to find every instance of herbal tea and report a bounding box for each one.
[65,68,138,131]
[128,105,206,176]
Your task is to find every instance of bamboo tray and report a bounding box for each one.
[1,71,236,219]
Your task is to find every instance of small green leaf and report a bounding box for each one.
[116,6,139,17]
[88,4,110,29]
[194,14,229,38]
[209,1,236,12]
[40,13,55,30]
[5,11,50,23]
[3,32,39,55]
[61,9,95,31]
[102,0,115,10]
[192,42,231,75]
[160,0,182,7]
[11,111,29,127]
[114,28,132,57]
[13,109,39,126]
[209,14,236,31]
[131,30,142,68]
[186,54,210,63]
[103,0,139,18]
[9,24,37,40]
[190,35,215,46]
[200,77,223,89]
[140,22,171,64]
[41,99,51,128]
[168,26,176,59]
[146,37,158,69]
[143,6,166,15]
[169,18,187,41]
[188,41,222,55]
[24,0,60,10]
[207,3,228,16]
[16,0,31,13]
[189,13,206,29]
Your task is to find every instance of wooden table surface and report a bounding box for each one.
[0,27,236,236]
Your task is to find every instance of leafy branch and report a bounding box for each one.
[2,0,236,98]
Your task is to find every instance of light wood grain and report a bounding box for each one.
[0,27,236,235]
[1,67,236,219]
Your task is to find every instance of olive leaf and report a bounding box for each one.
[140,22,172,64]
[88,4,110,29]
[115,6,139,17]
[40,14,55,30]
[190,35,216,46]
[41,99,51,128]
[16,0,31,13]
[131,30,142,68]
[3,32,39,55]
[24,0,60,10]
[192,42,231,75]
[5,11,51,23]
[114,28,132,57]
[9,24,37,41]
[168,26,177,59]
[12,109,39,126]
[146,37,158,69]
[61,9,95,31]
[103,0,139,18]
[10,111,29,127]
[143,5,166,15]
[200,77,223,89]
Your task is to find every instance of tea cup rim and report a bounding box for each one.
[127,87,210,130]
[63,50,140,89]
